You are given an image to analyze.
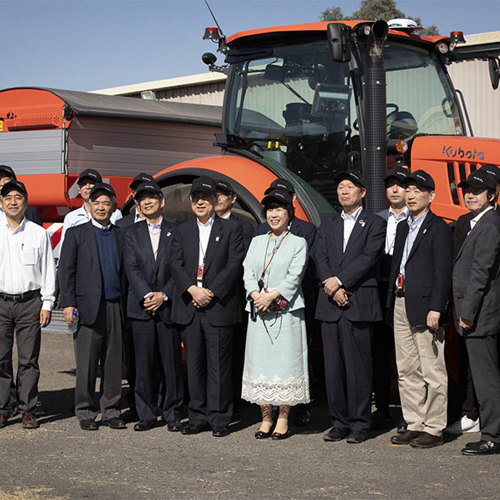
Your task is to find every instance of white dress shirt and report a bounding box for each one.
[385,207,409,255]
[61,205,122,245]
[0,217,56,310]
[468,206,494,234]
[340,205,363,252]
[196,213,215,286]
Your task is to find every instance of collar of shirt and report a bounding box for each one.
[147,218,163,232]
[388,206,409,221]
[221,211,231,220]
[134,210,144,223]
[341,205,363,222]
[197,212,216,229]
[3,216,27,234]
[91,218,112,231]
[470,206,493,231]
[407,209,429,233]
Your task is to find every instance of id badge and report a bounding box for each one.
[397,273,404,290]
[197,265,204,284]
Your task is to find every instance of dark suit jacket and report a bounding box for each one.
[228,213,254,252]
[315,209,386,323]
[453,212,473,258]
[453,208,500,337]
[116,208,138,229]
[169,216,245,327]
[25,206,43,226]
[58,222,125,326]
[387,210,453,327]
[122,218,177,323]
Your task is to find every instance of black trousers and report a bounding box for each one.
[321,317,373,432]
[180,311,233,428]
[466,335,500,443]
[131,317,183,422]
[74,300,122,422]
[0,295,42,414]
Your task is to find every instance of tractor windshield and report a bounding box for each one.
[224,38,462,208]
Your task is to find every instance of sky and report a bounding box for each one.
[1,0,499,92]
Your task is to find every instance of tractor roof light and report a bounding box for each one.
[203,27,221,42]
[396,139,408,154]
[436,42,449,54]
[449,31,465,52]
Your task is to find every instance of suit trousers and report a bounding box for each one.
[131,317,184,422]
[0,295,42,414]
[74,300,123,422]
[393,297,447,436]
[180,310,233,428]
[465,335,500,443]
[321,316,373,432]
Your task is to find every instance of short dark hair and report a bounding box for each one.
[487,188,497,205]
[261,201,295,220]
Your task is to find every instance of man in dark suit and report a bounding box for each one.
[388,170,453,448]
[0,165,43,225]
[315,171,386,444]
[254,178,318,426]
[123,181,183,432]
[453,170,500,455]
[169,176,244,437]
[116,173,155,229]
[59,183,126,431]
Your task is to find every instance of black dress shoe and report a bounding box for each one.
[295,409,311,427]
[181,423,208,435]
[134,420,156,431]
[212,426,230,437]
[346,430,369,444]
[121,409,139,423]
[101,417,127,430]
[323,427,349,442]
[167,420,183,432]
[462,440,500,455]
[80,419,98,431]
[271,430,290,440]
[390,430,422,445]
[410,432,443,448]
[255,429,273,439]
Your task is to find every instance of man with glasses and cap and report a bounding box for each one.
[452,169,500,455]
[60,168,122,245]
[122,181,183,432]
[387,170,453,449]
[0,165,43,226]
[59,183,126,431]
[116,173,155,229]
[315,170,386,444]
[169,176,244,437]
[0,180,56,430]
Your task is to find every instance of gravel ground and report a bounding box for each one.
[0,333,498,500]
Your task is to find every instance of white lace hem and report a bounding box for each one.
[241,374,310,406]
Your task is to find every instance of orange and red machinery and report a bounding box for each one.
[0,88,221,255]
[147,20,499,225]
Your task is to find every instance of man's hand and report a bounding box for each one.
[323,277,340,296]
[459,317,474,330]
[188,286,213,308]
[143,292,165,313]
[253,289,280,313]
[63,306,77,325]
[332,288,349,307]
[426,310,441,331]
[40,309,51,328]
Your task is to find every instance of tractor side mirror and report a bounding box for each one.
[327,23,351,63]
[489,58,499,90]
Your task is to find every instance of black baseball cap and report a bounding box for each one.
[216,179,234,195]
[479,164,500,183]
[261,188,293,206]
[0,165,16,180]
[134,181,163,199]
[77,169,102,186]
[384,166,409,184]
[190,176,216,196]
[130,173,155,191]
[335,170,366,188]
[89,182,116,200]
[1,180,27,198]
[458,169,496,192]
[264,178,295,195]
[403,170,435,191]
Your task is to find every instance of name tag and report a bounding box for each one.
[197,265,204,285]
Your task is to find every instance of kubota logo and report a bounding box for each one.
[442,145,484,160]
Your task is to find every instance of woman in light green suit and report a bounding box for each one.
[242,189,310,440]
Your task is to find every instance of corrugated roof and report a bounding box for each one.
[18,87,222,126]
[464,31,500,46]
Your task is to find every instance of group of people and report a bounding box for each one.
[0,161,499,456]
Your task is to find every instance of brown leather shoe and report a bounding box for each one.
[22,412,39,429]
[0,413,7,428]
[410,432,443,448]
[390,430,422,445]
